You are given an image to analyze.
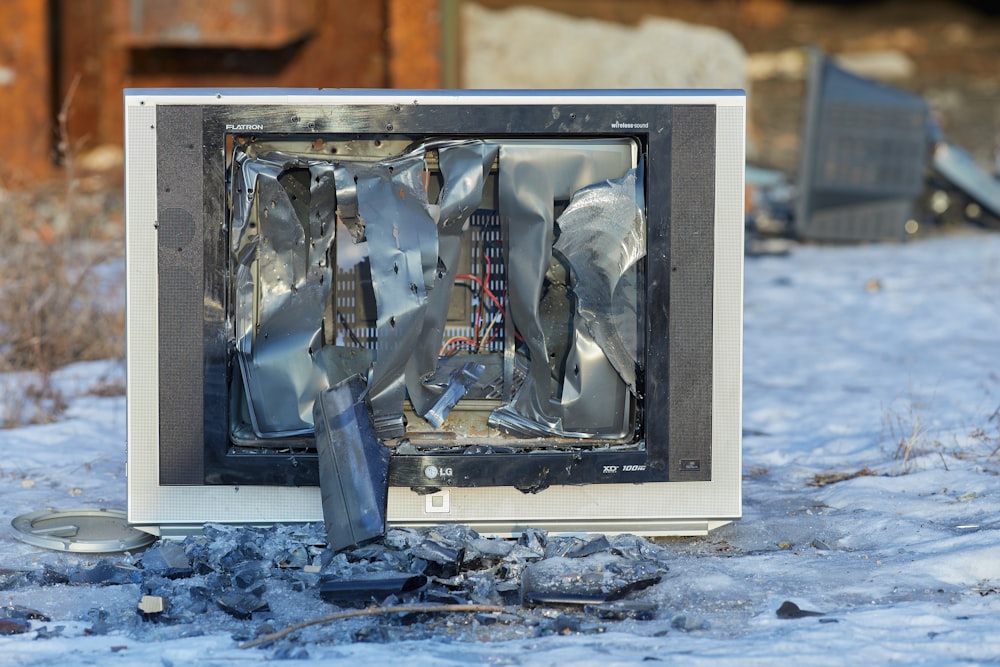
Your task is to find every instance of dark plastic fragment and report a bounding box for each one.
[140,540,192,578]
[319,573,427,605]
[411,539,464,577]
[776,600,826,619]
[520,553,664,607]
[313,375,392,552]
[68,561,142,586]
[216,592,270,620]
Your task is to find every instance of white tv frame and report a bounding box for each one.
[124,89,744,538]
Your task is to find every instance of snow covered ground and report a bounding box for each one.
[2,230,1000,665]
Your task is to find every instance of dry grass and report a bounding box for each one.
[959,405,1000,471]
[0,175,124,428]
[880,400,949,475]
[880,398,1000,476]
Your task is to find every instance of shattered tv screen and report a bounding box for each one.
[127,91,743,534]
[228,136,645,452]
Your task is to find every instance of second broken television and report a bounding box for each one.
[125,89,744,537]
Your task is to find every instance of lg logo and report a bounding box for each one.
[424,465,454,480]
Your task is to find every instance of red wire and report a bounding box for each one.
[455,273,505,314]
[450,249,523,353]
[440,336,478,357]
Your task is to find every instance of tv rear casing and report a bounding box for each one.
[124,89,744,538]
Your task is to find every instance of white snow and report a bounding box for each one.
[2,230,1000,665]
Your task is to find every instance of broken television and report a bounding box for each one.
[125,90,744,537]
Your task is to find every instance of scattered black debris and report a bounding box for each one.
[5,521,679,648]
[543,614,583,635]
[776,601,826,619]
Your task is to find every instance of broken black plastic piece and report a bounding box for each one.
[318,573,427,605]
[68,561,142,586]
[776,600,826,619]
[216,592,270,620]
[139,541,192,579]
[411,539,464,578]
[313,375,392,553]
[520,554,663,608]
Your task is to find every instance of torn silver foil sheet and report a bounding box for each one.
[553,163,645,393]
[334,155,438,438]
[230,137,642,443]
[232,151,338,438]
[487,140,637,438]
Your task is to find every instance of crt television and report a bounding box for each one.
[124,89,744,538]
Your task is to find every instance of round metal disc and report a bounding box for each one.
[10,507,156,553]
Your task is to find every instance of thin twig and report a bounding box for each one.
[238,603,506,650]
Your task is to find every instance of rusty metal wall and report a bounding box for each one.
[1,0,445,185]
[0,0,53,185]
[388,0,443,89]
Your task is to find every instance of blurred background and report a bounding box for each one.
[2,0,999,188]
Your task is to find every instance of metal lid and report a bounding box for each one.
[11,508,156,553]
